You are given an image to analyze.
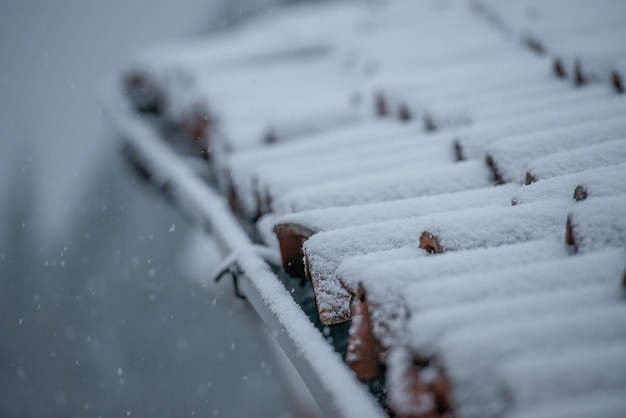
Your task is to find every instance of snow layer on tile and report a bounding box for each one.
[361,15,546,90]
[339,239,569,349]
[556,50,626,89]
[345,4,534,116]
[478,0,625,41]
[274,160,493,215]
[413,64,560,109]
[499,343,626,416]
[440,304,626,418]
[479,0,626,87]
[248,136,457,217]
[507,390,626,418]
[195,57,364,151]
[144,3,367,68]
[378,54,555,124]
[419,199,570,252]
[511,162,626,205]
[226,120,425,216]
[457,92,626,160]
[228,118,416,171]
[337,245,425,285]
[403,247,626,315]
[349,240,568,291]
[223,119,418,206]
[228,119,416,185]
[125,59,210,124]
[355,6,511,78]
[425,79,574,130]
[486,116,626,183]
[483,0,625,34]
[136,0,368,69]
[200,0,556,151]
[275,184,518,235]
[128,4,384,150]
[132,51,364,151]
[567,194,626,253]
[550,37,626,85]
[526,138,626,182]
[409,284,619,353]
[396,54,551,100]
[304,199,570,324]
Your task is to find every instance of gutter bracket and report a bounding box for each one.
[212,252,247,300]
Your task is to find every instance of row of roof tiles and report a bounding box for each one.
[120,0,626,417]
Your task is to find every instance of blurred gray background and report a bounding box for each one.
[0,1,309,416]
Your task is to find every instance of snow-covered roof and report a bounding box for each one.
[114,0,626,417]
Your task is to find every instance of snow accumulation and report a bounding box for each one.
[507,389,626,418]
[409,284,621,353]
[567,194,626,253]
[486,115,626,183]
[499,343,626,414]
[479,0,626,87]
[275,183,517,235]
[227,119,418,217]
[511,162,626,204]
[304,198,572,325]
[426,75,587,129]
[398,247,626,418]
[435,302,626,418]
[274,160,493,215]
[128,1,371,149]
[526,138,626,182]
[337,239,571,349]
[115,0,626,416]
[456,92,626,161]
[235,130,456,218]
[404,248,625,314]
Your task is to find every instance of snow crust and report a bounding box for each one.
[567,194,626,253]
[428,78,577,130]
[526,138,626,182]
[275,160,493,215]
[499,343,626,415]
[275,184,517,234]
[403,248,625,316]
[507,389,626,418]
[127,1,375,153]
[304,199,571,324]
[385,347,436,418]
[409,284,620,353]
[227,120,420,216]
[247,135,456,218]
[457,93,626,161]
[478,0,626,88]
[440,302,626,418]
[486,116,626,183]
[337,239,570,349]
[336,246,426,295]
[511,162,626,204]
